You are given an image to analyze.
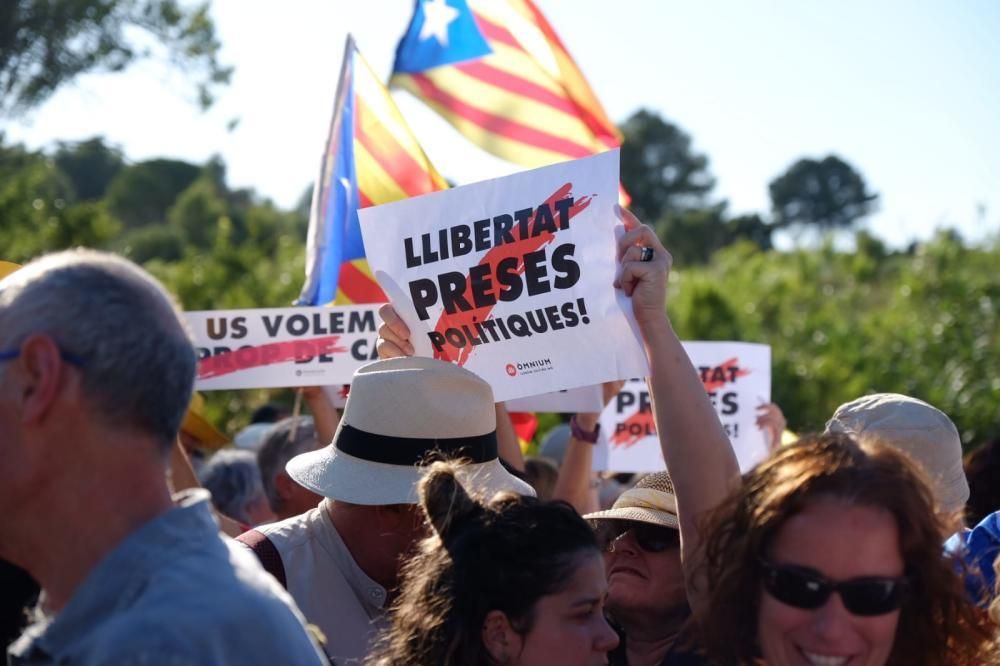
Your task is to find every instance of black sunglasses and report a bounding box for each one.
[760,560,909,616]
[604,521,680,554]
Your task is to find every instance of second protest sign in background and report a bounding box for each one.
[359,150,648,402]
[188,305,381,390]
[595,342,773,473]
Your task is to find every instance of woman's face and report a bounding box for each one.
[603,521,687,622]
[514,551,620,665]
[757,499,905,666]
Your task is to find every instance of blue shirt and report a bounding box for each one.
[945,510,1000,607]
[8,490,326,665]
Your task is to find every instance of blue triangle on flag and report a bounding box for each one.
[393,0,492,73]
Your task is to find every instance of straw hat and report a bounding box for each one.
[0,261,21,280]
[286,356,535,505]
[584,471,679,529]
[825,393,968,513]
[180,392,229,449]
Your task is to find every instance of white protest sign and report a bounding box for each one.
[593,342,772,473]
[187,305,381,390]
[505,385,604,414]
[358,149,649,402]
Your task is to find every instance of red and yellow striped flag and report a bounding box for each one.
[391,0,628,202]
[299,36,448,306]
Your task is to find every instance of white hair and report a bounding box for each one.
[0,249,196,452]
[199,449,268,524]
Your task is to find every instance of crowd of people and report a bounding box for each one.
[1,208,999,665]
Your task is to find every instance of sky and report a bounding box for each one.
[6,0,1000,246]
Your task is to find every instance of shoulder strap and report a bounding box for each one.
[236,529,287,589]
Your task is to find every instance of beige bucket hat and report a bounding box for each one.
[286,356,535,505]
[825,392,969,513]
[584,471,679,529]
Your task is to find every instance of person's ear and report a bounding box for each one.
[274,471,296,503]
[482,610,522,664]
[14,335,68,425]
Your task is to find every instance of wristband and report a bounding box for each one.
[570,414,601,444]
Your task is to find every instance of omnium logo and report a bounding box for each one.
[507,358,554,376]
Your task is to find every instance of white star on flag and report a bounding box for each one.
[419,0,459,46]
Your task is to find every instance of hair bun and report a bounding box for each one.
[419,461,484,543]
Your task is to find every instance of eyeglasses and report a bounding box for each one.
[760,560,909,616]
[604,521,680,554]
[0,348,85,366]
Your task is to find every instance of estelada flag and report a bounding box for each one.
[298,36,448,306]
[390,0,628,203]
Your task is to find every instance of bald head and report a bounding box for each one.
[0,250,196,452]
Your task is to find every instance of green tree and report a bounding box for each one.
[726,213,774,251]
[104,157,200,228]
[668,232,1000,447]
[654,204,729,266]
[0,139,120,261]
[0,0,231,115]
[53,136,124,200]
[168,176,228,248]
[117,224,186,263]
[619,109,715,223]
[655,207,776,267]
[769,155,878,231]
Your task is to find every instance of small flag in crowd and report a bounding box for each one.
[299,36,448,306]
[391,0,625,182]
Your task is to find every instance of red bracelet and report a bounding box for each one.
[570,414,601,444]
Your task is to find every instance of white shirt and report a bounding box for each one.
[256,500,389,664]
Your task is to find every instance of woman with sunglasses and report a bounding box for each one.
[697,432,996,665]
[585,472,707,665]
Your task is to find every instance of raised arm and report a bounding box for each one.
[552,381,623,514]
[616,208,740,613]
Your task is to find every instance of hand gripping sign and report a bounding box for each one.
[187,305,381,390]
[359,150,648,402]
[594,342,772,473]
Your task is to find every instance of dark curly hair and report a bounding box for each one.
[367,461,600,665]
[697,432,997,666]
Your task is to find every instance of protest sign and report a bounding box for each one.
[187,305,381,390]
[593,342,772,473]
[505,385,603,414]
[358,149,649,402]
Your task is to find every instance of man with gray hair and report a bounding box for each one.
[257,416,323,521]
[199,449,276,527]
[0,250,325,664]
[237,356,535,662]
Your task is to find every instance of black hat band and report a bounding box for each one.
[335,424,498,466]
